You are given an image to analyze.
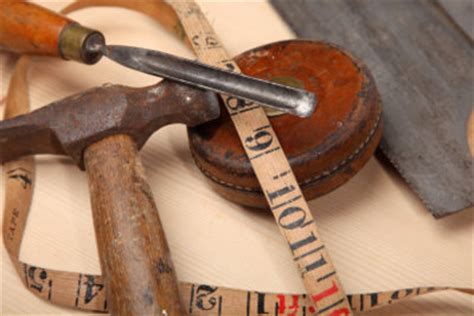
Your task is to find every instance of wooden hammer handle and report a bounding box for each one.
[0,0,103,64]
[84,135,185,315]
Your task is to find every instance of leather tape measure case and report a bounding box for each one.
[188,40,383,208]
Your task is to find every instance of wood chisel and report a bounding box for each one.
[0,0,316,118]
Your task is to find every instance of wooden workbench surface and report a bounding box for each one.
[1,1,472,315]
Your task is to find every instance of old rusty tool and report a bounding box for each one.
[0,79,221,315]
[270,0,473,217]
[0,0,316,117]
[2,1,473,315]
[188,40,383,208]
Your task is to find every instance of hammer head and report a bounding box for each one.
[0,80,220,168]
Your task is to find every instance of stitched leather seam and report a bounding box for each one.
[192,111,382,193]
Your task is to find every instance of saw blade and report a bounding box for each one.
[271,0,473,217]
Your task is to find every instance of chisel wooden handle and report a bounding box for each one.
[0,0,104,64]
[84,135,185,315]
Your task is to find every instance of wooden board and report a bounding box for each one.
[271,0,473,218]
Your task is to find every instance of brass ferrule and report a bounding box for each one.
[58,23,105,64]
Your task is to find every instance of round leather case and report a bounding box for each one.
[188,40,383,208]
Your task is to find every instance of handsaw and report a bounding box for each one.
[271,0,473,218]
[1,0,473,315]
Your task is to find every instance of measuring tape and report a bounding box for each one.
[170,1,351,314]
[2,0,472,315]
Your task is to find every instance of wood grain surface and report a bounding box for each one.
[1,0,473,315]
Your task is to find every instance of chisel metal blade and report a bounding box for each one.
[103,45,316,118]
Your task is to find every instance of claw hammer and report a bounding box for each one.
[1,80,221,315]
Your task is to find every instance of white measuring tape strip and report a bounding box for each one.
[170,1,350,314]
